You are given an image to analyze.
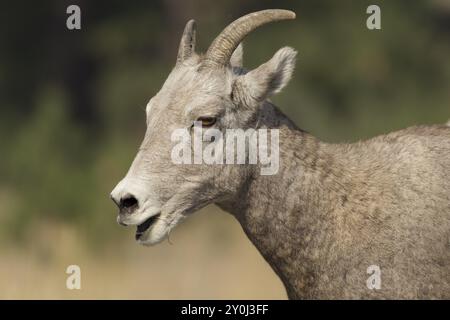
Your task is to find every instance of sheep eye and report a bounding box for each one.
[197,116,216,127]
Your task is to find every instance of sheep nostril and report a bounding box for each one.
[120,195,138,210]
[110,194,120,208]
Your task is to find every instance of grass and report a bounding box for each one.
[0,206,286,299]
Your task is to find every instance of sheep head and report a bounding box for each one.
[110,9,297,245]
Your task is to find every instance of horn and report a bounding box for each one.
[203,9,295,69]
[176,19,197,64]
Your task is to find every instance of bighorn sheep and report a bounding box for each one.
[111,9,450,299]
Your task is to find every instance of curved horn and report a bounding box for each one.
[203,9,295,68]
[176,19,197,64]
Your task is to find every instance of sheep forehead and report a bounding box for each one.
[151,64,233,115]
[177,62,233,95]
[145,65,234,131]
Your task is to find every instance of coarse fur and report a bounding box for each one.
[111,10,450,299]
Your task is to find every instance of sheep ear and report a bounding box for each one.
[230,43,244,68]
[233,47,296,103]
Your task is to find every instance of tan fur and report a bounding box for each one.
[219,112,450,299]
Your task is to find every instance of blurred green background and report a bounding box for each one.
[0,0,449,298]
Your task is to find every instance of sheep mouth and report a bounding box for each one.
[135,213,160,240]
